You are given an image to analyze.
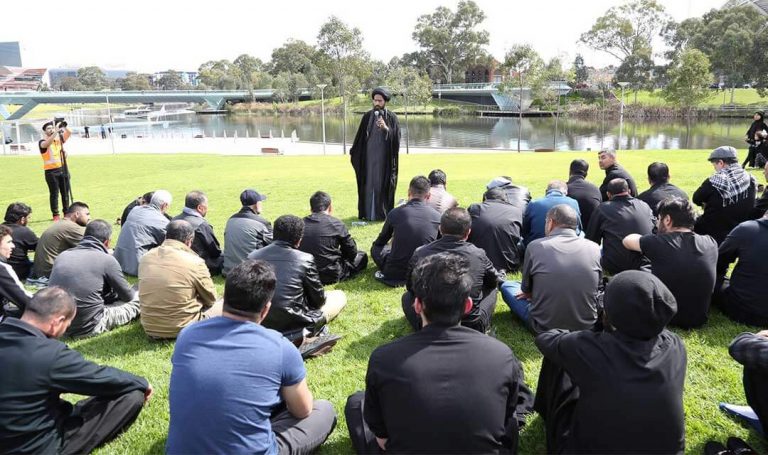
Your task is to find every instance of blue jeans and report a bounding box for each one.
[500,281,531,326]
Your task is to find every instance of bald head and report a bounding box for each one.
[546,204,579,232]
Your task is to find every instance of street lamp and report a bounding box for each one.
[317,84,328,155]
[617,82,629,151]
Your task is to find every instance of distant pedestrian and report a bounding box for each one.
[83,125,90,138]
[100,125,106,139]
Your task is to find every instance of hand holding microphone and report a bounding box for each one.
[374,110,388,131]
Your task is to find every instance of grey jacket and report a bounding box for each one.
[114,205,169,276]
[222,207,272,275]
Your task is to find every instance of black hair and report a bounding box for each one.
[606,178,629,195]
[428,169,447,186]
[142,191,155,204]
[273,215,304,244]
[166,220,195,243]
[440,207,471,237]
[483,187,508,202]
[25,286,76,320]
[4,202,32,223]
[223,260,277,315]
[657,198,696,230]
[84,219,112,243]
[569,159,589,177]
[309,191,332,213]
[184,191,207,210]
[546,204,579,230]
[647,162,670,185]
[409,176,431,198]
[64,201,89,215]
[411,252,473,326]
[0,224,11,239]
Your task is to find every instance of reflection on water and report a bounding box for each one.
[6,112,751,151]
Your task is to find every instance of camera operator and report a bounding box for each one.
[39,119,72,221]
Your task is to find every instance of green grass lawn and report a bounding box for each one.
[2,150,766,454]
[616,88,768,108]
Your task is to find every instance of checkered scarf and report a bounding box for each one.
[710,163,754,206]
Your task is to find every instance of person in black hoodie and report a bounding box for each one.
[2,202,38,281]
[743,111,768,169]
[693,146,756,244]
[598,149,638,201]
[566,159,602,229]
[535,271,686,454]
[0,224,33,319]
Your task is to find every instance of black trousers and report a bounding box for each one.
[271,399,337,455]
[321,251,369,285]
[401,288,498,333]
[59,390,145,455]
[744,145,759,168]
[743,367,768,436]
[345,392,383,454]
[712,278,768,327]
[44,169,70,217]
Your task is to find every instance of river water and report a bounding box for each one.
[8,111,755,151]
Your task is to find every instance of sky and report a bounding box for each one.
[3,0,727,74]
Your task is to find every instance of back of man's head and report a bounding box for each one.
[65,201,89,216]
[483,187,508,202]
[223,260,276,316]
[440,207,471,237]
[24,286,76,323]
[309,191,332,213]
[84,219,112,243]
[150,190,172,208]
[657,198,695,230]
[428,169,447,186]
[184,191,207,210]
[607,178,629,197]
[273,215,304,245]
[546,204,579,231]
[409,176,431,199]
[4,202,32,224]
[569,159,589,177]
[411,252,472,326]
[647,162,670,185]
[546,180,568,194]
[142,191,155,205]
[166,220,194,243]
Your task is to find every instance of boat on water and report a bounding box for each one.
[120,104,193,119]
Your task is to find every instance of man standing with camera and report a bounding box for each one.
[38,119,72,221]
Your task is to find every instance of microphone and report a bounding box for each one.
[374,110,380,120]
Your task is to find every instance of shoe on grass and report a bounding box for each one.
[704,440,733,455]
[299,334,342,359]
[726,436,758,455]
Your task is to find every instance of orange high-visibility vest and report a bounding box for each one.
[40,129,70,171]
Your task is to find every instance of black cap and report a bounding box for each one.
[240,189,267,206]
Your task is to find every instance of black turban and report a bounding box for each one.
[371,87,391,102]
[604,270,677,340]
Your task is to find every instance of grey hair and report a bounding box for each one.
[546,180,568,194]
[150,189,172,207]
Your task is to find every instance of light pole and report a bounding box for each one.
[517,65,527,153]
[316,84,327,155]
[437,79,442,106]
[104,91,116,155]
[617,82,629,151]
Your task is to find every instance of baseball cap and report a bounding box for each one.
[240,189,267,205]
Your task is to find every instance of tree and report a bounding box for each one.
[573,54,589,86]
[198,60,240,89]
[233,54,263,89]
[157,70,186,90]
[662,48,712,113]
[579,0,669,63]
[271,73,290,103]
[58,76,84,91]
[119,72,152,91]
[613,52,655,102]
[77,66,107,90]
[385,66,433,107]
[269,40,318,76]
[501,44,546,101]
[412,0,489,83]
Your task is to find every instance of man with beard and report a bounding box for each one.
[350,87,401,221]
[598,149,638,201]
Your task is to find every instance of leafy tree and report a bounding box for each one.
[198,60,241,89]
[250,71,274,90]
[157,70,186,90]
[613,52,655,102]
[77,66,107,90]
[271,73,290,103]
[412,0,489,83]
[501,44,545,101]
[579,0,669,63]
[662,48,712,112]
[269,40,318,76]
[119,72,152,91]
[573,54,589,86]
[385,66,433,107]
[233,54,263,89]
[58,76,84,91]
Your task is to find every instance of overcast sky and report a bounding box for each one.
[4,0,726,73]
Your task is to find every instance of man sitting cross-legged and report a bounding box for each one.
[501,204,602,334]
[222,188,272,276]
[139,220,220,339]
[467,187,524,274]
[114,190,171,276]
[30,201,90,282]
[172,190,224,276]
[402,207,503,334]
[299,191,367,285]
[49,219,140,337]
[166,260,337,455]
[345,252,533,454]
[371,175,441,287]
[0,287,152,454]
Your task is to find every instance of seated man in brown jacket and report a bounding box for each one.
[139,220,220,339]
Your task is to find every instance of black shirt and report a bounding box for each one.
[299,212,359,284]
[600,163,638,201]
[566,175,602,229]
[364,324,531,454]
[693,178,756,244]
[172,210,222,271]
[717,218,768,318]
[586,195,654,275]
[640,231,718,328]
[0,318,148,454]
[753,187,768,219]
[467,200,524,273]
[637,182,689,215]
[2,222,38,281]
[371,200,440,281]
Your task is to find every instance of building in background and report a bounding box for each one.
[722,0,768,15]
[0,42,22,67]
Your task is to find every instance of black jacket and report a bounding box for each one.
[350,109,401,220]
[3,222,38,281]
[0,318,148,454]
[0,258,32,317]
[247,241,326,334]
[299,212,359,285]
[467,200,523,273]
[566,175,602,229]
[173,210,222,271]
[637,182,688,216]
[372,200,441,281]
[497,183,532,211]
[693,178,756,244]
[600,163,638,201]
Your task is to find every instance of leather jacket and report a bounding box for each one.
[247,240,325,334]
[500,184,532,210]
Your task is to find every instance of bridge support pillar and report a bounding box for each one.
[5,101,39,121]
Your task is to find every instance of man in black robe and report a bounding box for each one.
[535,270,686,454]
[350,87,401,221]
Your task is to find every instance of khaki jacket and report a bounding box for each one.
[138,239,216,338]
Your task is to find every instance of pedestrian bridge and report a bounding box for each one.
[0,83,571,120]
